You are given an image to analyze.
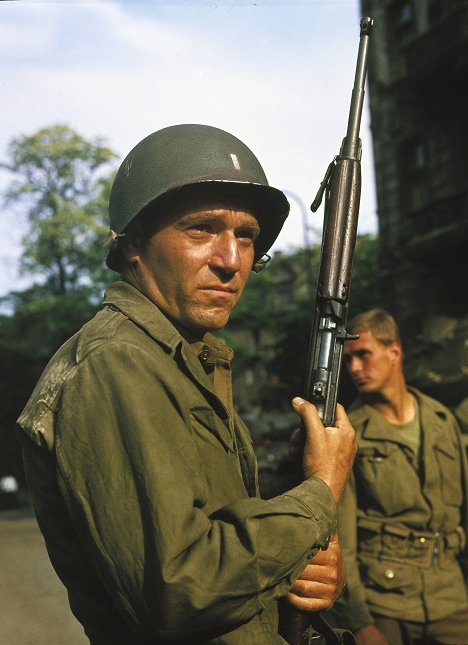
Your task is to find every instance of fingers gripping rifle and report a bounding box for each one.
[278,17,373,645]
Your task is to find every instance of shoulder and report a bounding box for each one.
[410,387,458,424]
[17,332,81,449]
[346,398,371,430]
[17,304,175,449]
[15,308,132,448]
[76,305,156,361]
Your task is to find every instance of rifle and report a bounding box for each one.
[278,16,373,645]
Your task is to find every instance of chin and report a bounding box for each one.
[203,319,229,332]
[355,384,374,394]
[187,316,229,335]
[199,310,232,331]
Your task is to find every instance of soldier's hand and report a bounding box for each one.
[286,534,345,612]
[290,398,356,502]
[356,624,389,645]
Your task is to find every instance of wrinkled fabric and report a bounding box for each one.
[329,388,468,633]
[18,280,337,644]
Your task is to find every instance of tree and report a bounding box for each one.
[0,125,118,484]
[347,233,381,318]
[2,124,117,296]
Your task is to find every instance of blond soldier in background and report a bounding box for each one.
[329,309,468,645]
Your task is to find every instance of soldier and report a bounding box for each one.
[329,309,468,645]
[17,124,356,644]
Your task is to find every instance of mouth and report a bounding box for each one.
[200,285,237,295]
[353,378,368,387]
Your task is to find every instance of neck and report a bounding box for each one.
[362,376,414,424]
[172,321,206,343]
[121,273,207,342]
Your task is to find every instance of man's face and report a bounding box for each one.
[125,205,260,336]
[343,331,400,394]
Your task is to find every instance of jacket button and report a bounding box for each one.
[200,349,210,362]
[384,568,395,579]
[419,537,426,543]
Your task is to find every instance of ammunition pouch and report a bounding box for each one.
[357,518,466,568]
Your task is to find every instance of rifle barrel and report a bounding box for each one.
[341,17,374,160]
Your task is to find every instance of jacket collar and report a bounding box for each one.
[351,386,449,444]
[102,280,231,357]
[101,280,233,413]
[102,280,182,351]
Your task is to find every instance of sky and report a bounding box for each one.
[0,0,377,297]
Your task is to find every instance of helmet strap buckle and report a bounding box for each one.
[252,254,271,273]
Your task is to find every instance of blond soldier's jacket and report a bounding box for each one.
[329,389,468,633]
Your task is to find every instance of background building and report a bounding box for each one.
[360,0,468,420]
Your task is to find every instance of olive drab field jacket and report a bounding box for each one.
[17,281,337,645]
[330,389,468,633]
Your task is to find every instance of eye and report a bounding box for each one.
[184,221,213,236]
[236,227,260,244]
[191,223,210,232]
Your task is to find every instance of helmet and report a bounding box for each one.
[106,124,290,271]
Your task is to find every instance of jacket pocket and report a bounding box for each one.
[433,438,463,506]
[190,406,235,453]
[359,555,425,620]
[355,444,421,516]
[359,556,418,595]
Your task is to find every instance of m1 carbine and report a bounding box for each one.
[278,16,373,645]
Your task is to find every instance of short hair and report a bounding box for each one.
[347,309,402,346]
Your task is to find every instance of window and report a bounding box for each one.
[428,1,444,24]
[388,0,416,69]
[399,3,414,25]
[399,138,429,213]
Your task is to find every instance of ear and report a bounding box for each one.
[389,341,402,363]
[120,235,141,264]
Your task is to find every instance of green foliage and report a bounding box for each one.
[2,124,117,296]
[226,246,321,345]
[3,124,115,214]
[348,233,381,317]
[1,286,100,357]
[224,234,381,406]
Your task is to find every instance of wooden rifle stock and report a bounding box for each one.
[278,16,373,645]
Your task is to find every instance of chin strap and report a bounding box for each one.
[252,253,271,273]
[103,229,126,249]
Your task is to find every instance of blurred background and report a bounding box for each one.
[1,1,467,643]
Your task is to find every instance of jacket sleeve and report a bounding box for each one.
[454,416,468,580]
[56,342,337,640]
[327,474,375,633]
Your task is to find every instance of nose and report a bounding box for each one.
[347,355,361,375]
[209,233,241,275]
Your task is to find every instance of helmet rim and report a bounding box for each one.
[106,124,290,272]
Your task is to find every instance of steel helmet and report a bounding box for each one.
[106,124,290,271]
